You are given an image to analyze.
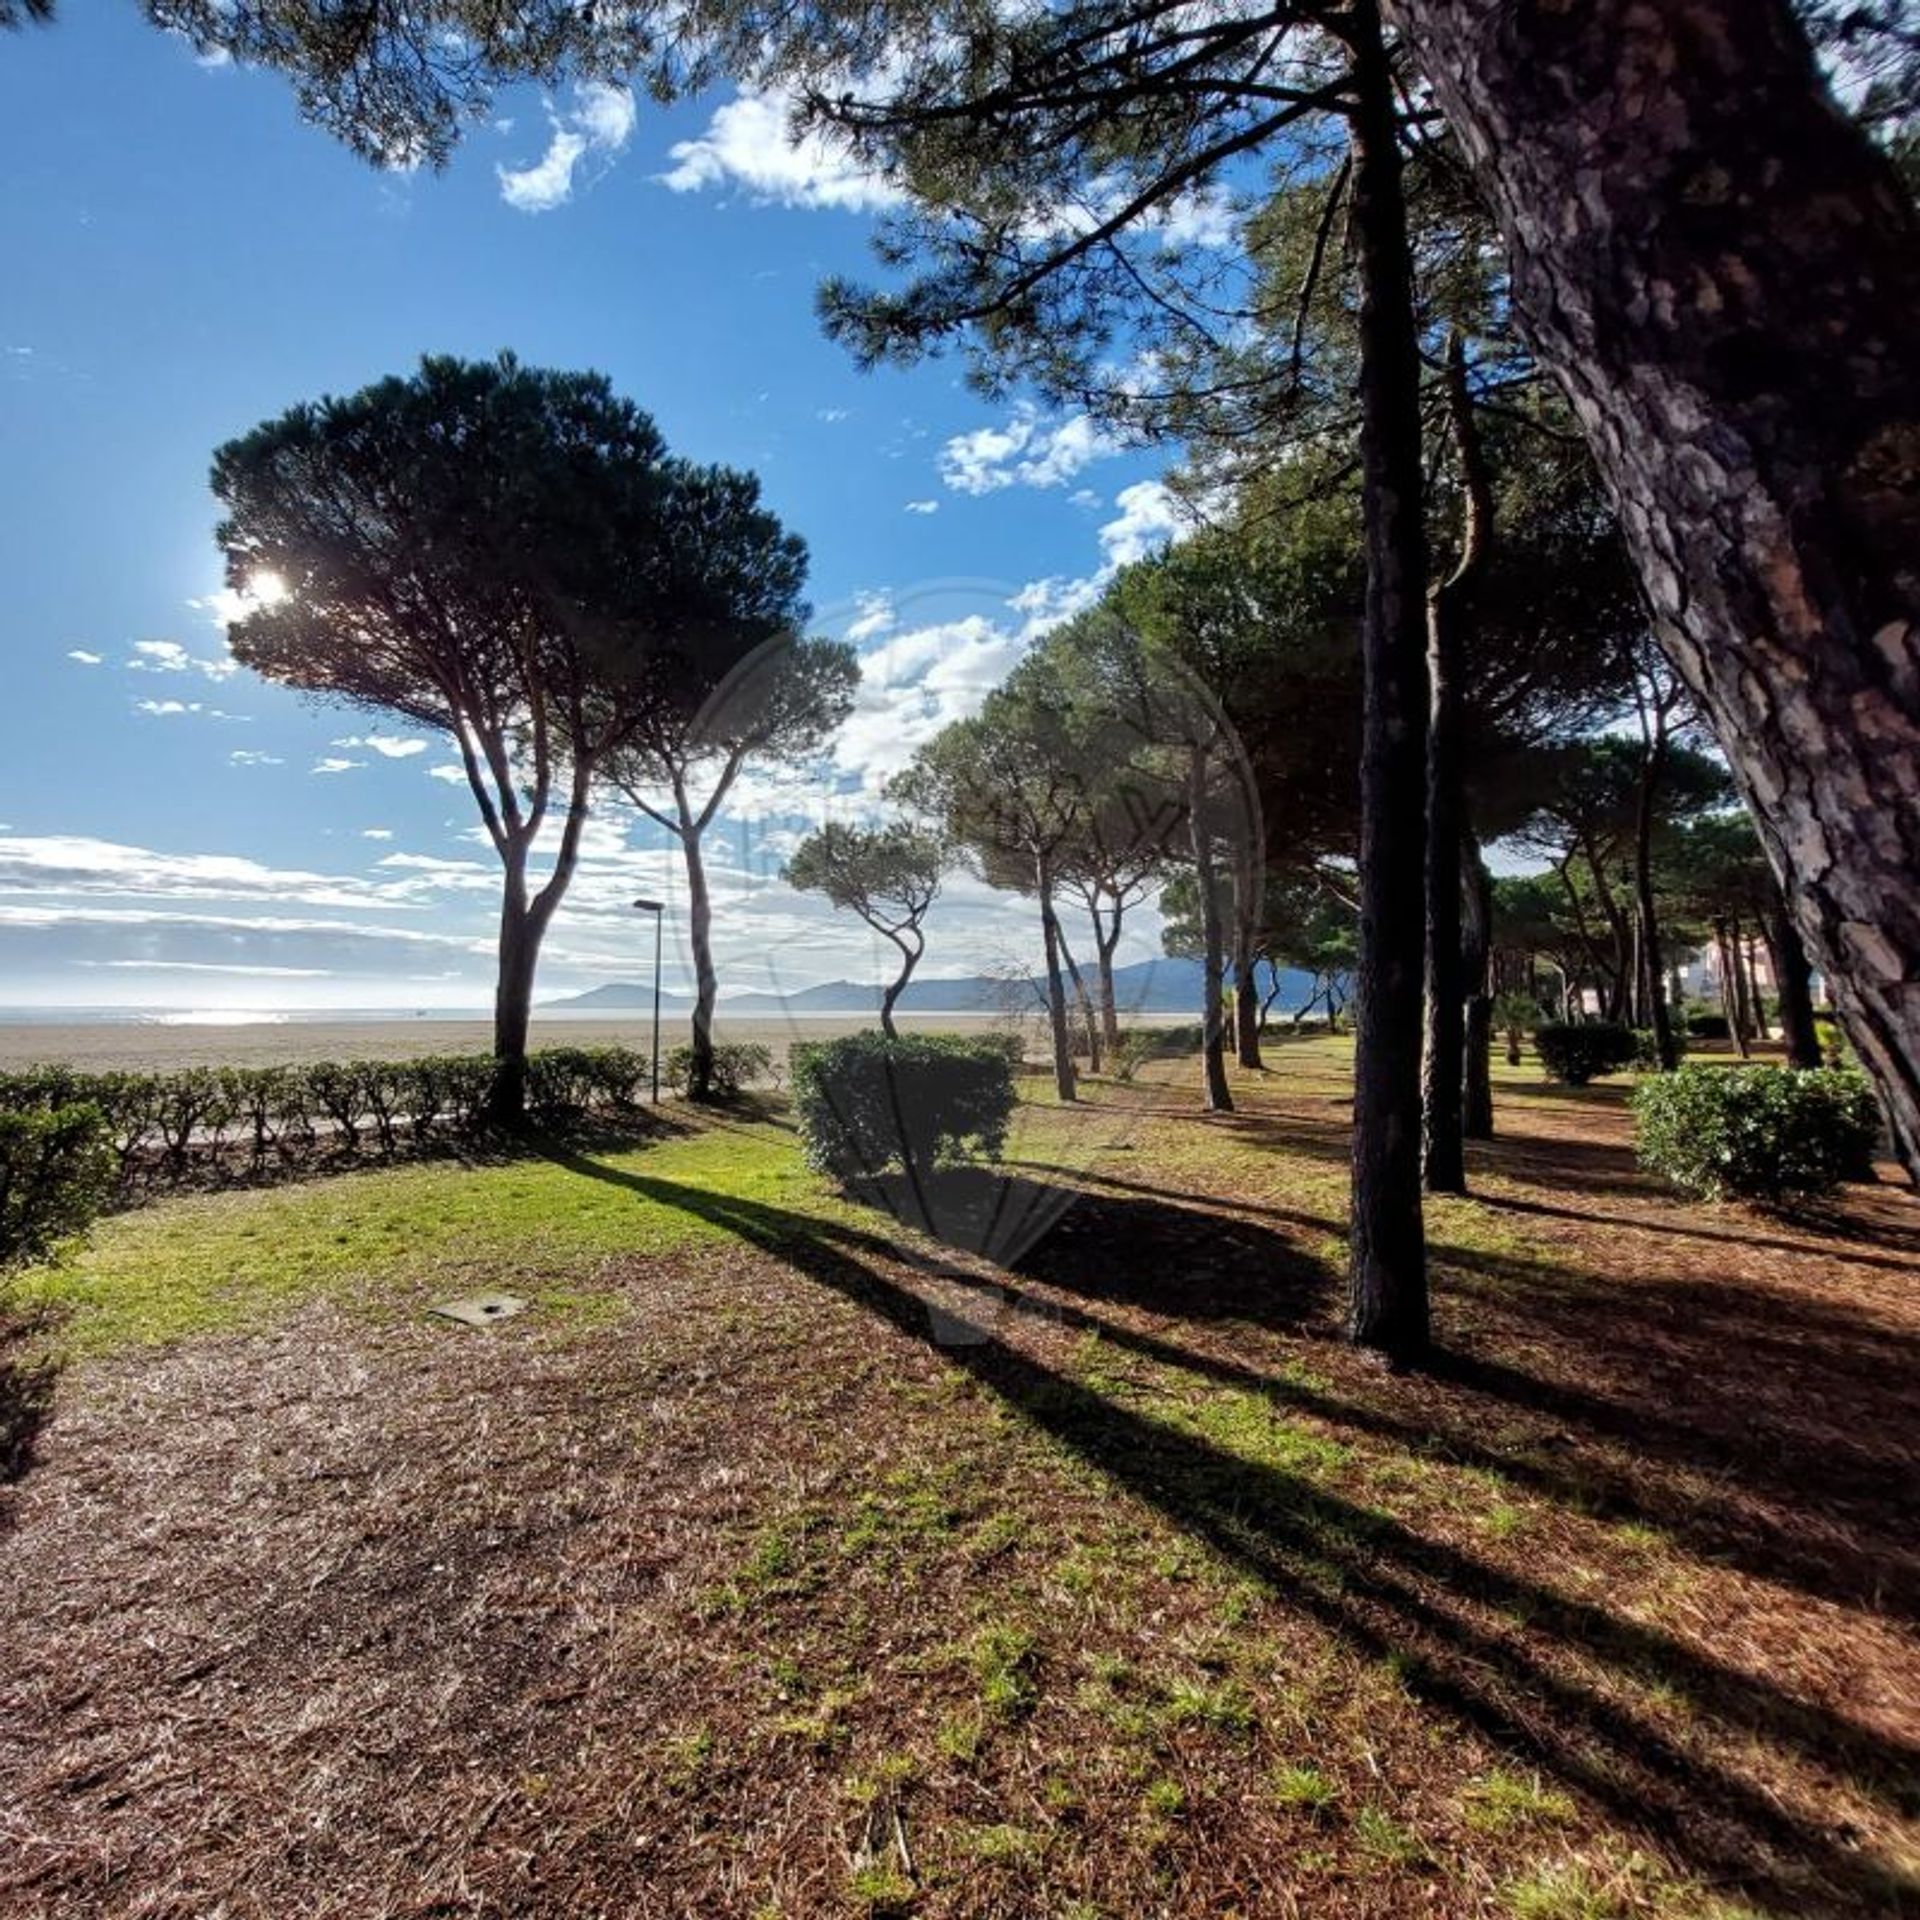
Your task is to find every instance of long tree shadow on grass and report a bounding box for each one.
[550,1146,1920,1917]
[1007,1155,1920,1620]
[1427,1241,1920,1622]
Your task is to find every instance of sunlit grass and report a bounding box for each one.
[8,1110,820,1356]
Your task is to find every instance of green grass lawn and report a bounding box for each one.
[9,1108,821,1355]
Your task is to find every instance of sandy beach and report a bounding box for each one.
[0,1010,1035,1074]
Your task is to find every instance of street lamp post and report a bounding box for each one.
[632,898,665,1104]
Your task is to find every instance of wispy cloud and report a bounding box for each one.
[311,756,362,776]
[229,749,284,766]
[129,637,238,680]
[939,405,1119,495]
[661,89,901,213]
[844,590,896,644]
[0,836,418,912]
[497,81,636,213]
[333,733,429,759]
[904,499,939,515]
[66,649,102,666]
[135,698,247,721]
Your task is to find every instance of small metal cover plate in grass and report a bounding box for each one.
[428,1293,529,1329]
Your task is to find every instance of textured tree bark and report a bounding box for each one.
[490,850,537,1127]
[1036,856,1078,1103]
[1385,0,1920,1176]
[680,820,721,1101]
[1766,898,1823,1068]
[1188,757,1234,1113]
[1056,923,1104,1071]
[1461,836,1495,1137]
[1743,925,1766,1036]
[1232,852,1264,1070]
[1093,905,1123,1051]
[1422,333,1491,1193]
[1632,718,1678,1070]
[1341,0,1430,1364]
[1731,916,1757,1043]
[1713,918,1751,1058]
[878,927,923,1040]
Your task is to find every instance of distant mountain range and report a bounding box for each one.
[550,956,1314,1017]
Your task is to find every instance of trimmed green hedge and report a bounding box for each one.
[0,1104,116,1268]
[790,1033,1015,1184]
[1633,1063,1880,1203]
[0,1046,658,1196]
[1533,1021,1637,1086]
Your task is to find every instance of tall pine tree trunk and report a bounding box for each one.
[1422,332,1491,1193]
[1633,724,1678,1069]
[1730,917,1757,1043]
[490,841,538,1127]
[680,815,720,1101]
[1036,857,1078,1103]
[1233,840,1263,1070]
[1189,755,1234,1113]
[1094,906,1123,1051]
[1386,0,1920,1179]
[1766,897,1822,1069]
[1461,835,1495,1137]
[1714,919,1751,1058]
[1342,0,1430,1363]
[1056,923,1103,1071]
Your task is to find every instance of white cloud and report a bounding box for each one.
[229,749,284,766]
[333,732,429,759]
[817,407,850,424]
[129,637,238,680]
[0,836,421,913]
[311,756,362,775]
[1149,185,1240,250]
[1010,574,1103,632]
[827,612,1037,794]
[497,80,636,213]
[904,499,939,515]
[845,590,896,644]
[661,89,901,213]
[572,80,636,150]
[94,960,331,978]
[374,852,498,893]
[939,404,1119,495]
[136,699,199,716]
[427,763,468,785]
[361,828,394,841]
[67,649,102,666]
[1099,480,1186,568]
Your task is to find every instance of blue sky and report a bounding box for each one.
[0,8,1193,1010]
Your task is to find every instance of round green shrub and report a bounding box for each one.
[790,1032,1015,1184]
[1630,1026,1689,1072]
[1532,1021,1637,1086]
[1632,1063,1881,1203]
[0,1104,116,1268]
